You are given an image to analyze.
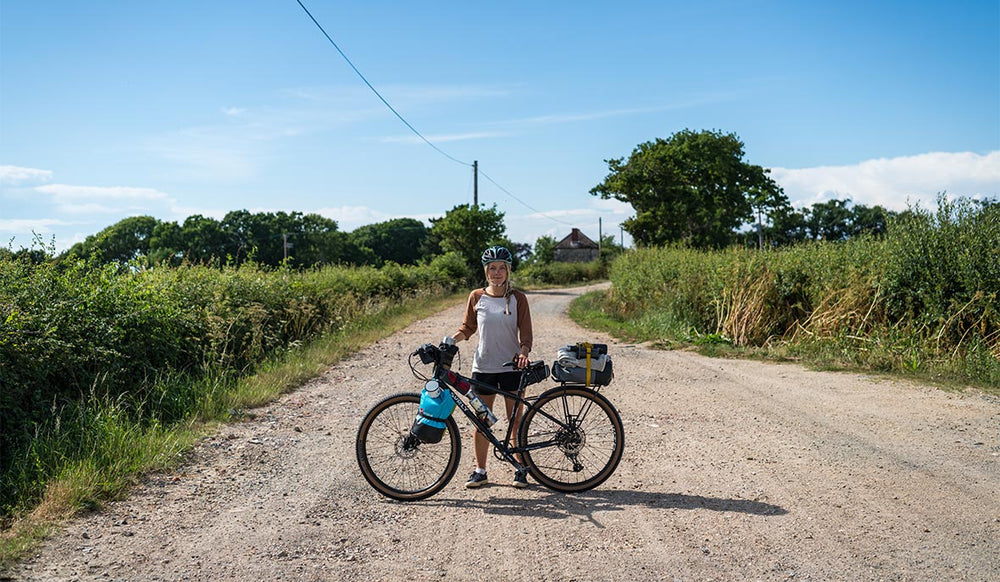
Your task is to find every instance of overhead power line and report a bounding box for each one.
[292,0,577,229]
[294,0,468,167]
[478,170,574,227]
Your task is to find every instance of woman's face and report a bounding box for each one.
[485,261,509,287]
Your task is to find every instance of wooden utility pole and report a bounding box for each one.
[473,160,478,206]
[598,217,602,255]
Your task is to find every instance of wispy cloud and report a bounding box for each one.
[281,84,511,103]
[0,218,71,232]
[499,105,675,126]
[491,90,751,128]
[0,165,53,186]
[381,131,510,144]
[35,184,176,215]
[771,151,1000,211]
[35,184,171,201]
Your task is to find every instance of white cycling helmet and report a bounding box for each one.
[481,245,513,266]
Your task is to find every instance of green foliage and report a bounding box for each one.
[517,260,607,287]
[530,235,558,265]
[590,129,785,248]
[0,256,466,520]
[349,218,429,266]
[427,204,506,275]
[426,251,472,285]
[595,197,999,389]
[65,216,160,263]
[62,210,374,269]
[746,198,898,248]
[882,195,999,325]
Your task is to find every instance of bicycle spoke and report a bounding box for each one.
[356,393,461,501]
[519,387,624,492]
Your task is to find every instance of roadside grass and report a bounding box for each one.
[570,288,1000,396]
[0,291,463,572]
[585,199,999,395]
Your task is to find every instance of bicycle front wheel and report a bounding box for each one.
[519,386,624,493]
[356,392,461,501]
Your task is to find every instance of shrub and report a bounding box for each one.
[517,260,606,287]
[600,197,998,386]
[0,257,464,518]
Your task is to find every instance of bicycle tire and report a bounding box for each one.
[356,392,461,501]
[518,386,624,493]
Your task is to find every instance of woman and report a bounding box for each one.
[450,245,533,488]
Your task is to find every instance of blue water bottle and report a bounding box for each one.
[410,379,455,443]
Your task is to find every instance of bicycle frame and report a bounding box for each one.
[430,358,583,474]
[357,341,625,500]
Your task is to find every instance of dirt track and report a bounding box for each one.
[9,284,1000,581]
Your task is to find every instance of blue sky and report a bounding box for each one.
[2,0,998,253]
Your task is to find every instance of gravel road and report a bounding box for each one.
[9,284,1000,581]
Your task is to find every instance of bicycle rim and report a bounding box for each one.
[356,392,461,501]
[519,387,624,493]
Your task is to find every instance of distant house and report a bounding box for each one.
[554,228,599,262]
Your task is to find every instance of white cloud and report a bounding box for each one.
[0,165,53,185]
[34,184,176,215]
[771,151,1000,211]
[36,184,171,202]
[0,218,70,233]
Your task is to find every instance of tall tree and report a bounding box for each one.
[66,215,161,263]
[530,235,558,265]
[350,218,429,266]
[849,204,895,237]
[590,129,785,248]
[807,199,854,241]
[768,205,811,246]
[428,204,506,273]
[148,220,185,265]
[221,210,272,264]
[179,215,229,263]
[747,168,790,250]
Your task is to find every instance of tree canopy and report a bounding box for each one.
[427,204,507,273]
[756,199,897,246]
[350,218,428,266]
[65,211,374,268]
[590,129,785,248]
[59,204,518,272]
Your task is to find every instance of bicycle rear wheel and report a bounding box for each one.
[518,386,624,493]
[356,392,461,501]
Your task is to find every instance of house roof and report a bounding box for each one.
[554,228,599,249]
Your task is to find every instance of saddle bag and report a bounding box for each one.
[551,342,614,386]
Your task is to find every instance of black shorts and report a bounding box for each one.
[471,371,521,396]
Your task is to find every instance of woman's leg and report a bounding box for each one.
[473,392,498,469]
[503,395,524,464]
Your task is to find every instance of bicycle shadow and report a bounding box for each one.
[422,488,787,528]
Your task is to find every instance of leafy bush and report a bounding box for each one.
[0,258,463,519]
[517,260,607,287]
[600,197,999,388]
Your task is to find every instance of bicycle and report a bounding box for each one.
[355,340,625,501]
